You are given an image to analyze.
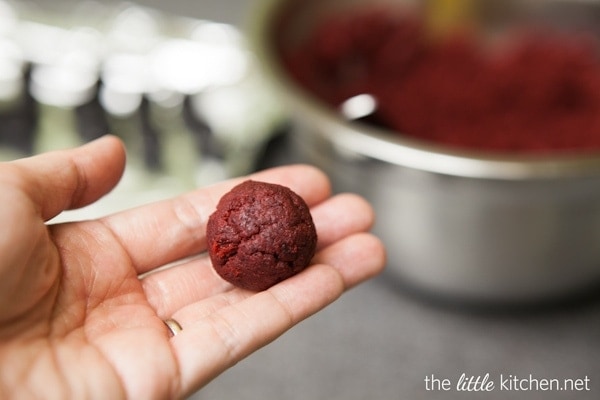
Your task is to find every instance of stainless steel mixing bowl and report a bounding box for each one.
[250,0,600,303]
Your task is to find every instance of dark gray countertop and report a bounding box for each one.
[196,273,600,400]
[21,1,600,399]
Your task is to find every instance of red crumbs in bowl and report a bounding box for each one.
[281,8,600,153]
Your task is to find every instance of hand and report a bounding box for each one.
[0,136,385,399]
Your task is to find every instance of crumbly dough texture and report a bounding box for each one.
[206,180,318,291]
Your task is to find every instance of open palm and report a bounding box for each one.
[0,136,385,399]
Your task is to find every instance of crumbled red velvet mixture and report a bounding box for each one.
[281,8,600,153]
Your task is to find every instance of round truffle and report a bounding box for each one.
[206,180,318,291]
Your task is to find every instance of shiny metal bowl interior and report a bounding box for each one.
[251,0,600,303]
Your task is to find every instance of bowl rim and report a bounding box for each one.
[248,0,600,180]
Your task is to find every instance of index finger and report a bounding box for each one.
[99,165,332,274]
[1,135,126,221]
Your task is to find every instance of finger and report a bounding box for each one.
[169,232,385,397]
[142,193,377,317]
[100,164,331,274]
[311,232,386,289]
[0,135,126,221]
[312,193,375,250]
[142,255,229,319]
[170,232,386,323]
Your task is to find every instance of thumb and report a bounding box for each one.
[2,135,126,221]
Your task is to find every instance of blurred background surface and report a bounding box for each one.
[2,1,600,399]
